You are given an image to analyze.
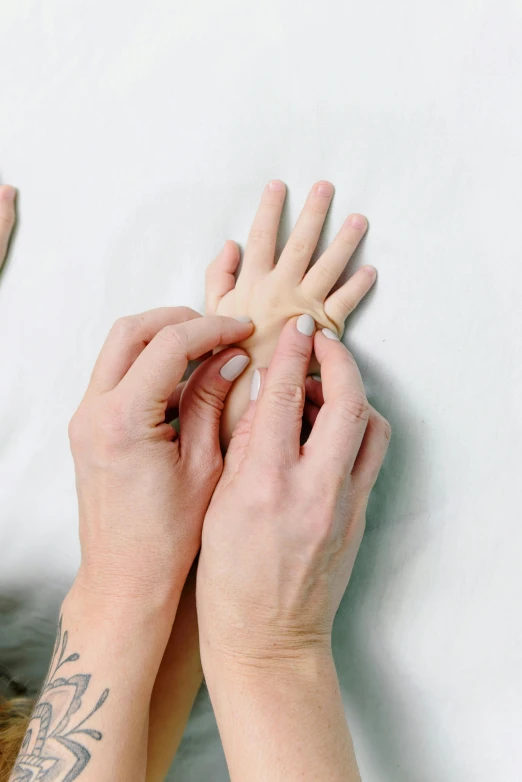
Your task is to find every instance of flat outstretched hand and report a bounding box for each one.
[205,180,376,445]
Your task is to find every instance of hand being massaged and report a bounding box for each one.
[206,180,376,444]
[7,181,390,782]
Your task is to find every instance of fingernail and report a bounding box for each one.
[316,182,333,197]
[0,186,16,202]
[234,316,252,323]
[348,214,367,230]
[311,374,322,382]
[250,368,261,400]
[268,180,285,191]
[220,354,250,381]
[322,328,339,341]
[296,314,315,336]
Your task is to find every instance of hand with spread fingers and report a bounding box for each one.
[0,184,16,271]
[205,180,375,445]
[197,315,391,782]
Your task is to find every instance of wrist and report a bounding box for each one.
[71,563,184,628]
[63,580,175,679]
[202,641,335,693]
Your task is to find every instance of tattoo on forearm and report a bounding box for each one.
[11,615,109,781]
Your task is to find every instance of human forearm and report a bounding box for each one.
[146,568,202,782]
[10,586,173,782]
[204,649,361,782]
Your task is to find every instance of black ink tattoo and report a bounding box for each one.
[11,616,109,782]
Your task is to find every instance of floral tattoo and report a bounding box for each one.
[11,616,109,781]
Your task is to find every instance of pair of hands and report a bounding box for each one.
[3,179,391,781]
[68,180,391,671]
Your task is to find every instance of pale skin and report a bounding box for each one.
[0,184,16,269]
[146,181,381,780]
[8,181,390,782]
[207,180,376,445]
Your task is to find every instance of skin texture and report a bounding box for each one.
[10,308,254,782]
[198,319,391,781]
[206,180,376,445]
[145,180,377,779]
[0,185,16,270]
[7,181,388,782]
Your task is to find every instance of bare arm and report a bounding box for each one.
[9,308,253,782]
[143,179,374,780]
[146,568,202,782]
[198,286,390,774]
[10,592,172,782]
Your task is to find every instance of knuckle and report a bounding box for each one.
[189,383,225,415]
[266,378,305,410]
[337,391,370,426]
[336,292,355,316]
[175,306,199,321]
[158,323,186,353]
[68,410,85,448]
[0,210,14,228]
[249,227,271,245]
[111,314,141,339]
[289,238,312,256]
[313,262,333,283]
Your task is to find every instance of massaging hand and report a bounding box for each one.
[197,317,390,780]
[198,316,391,663]
[205,180,376,445]
[68,307,253,613]
[0,184,16,269]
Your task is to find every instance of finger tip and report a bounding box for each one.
[0,185,16,203]
[223,239,239,255]
[267,179,286,192]
[348,213,368,231]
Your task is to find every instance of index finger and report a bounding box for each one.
[303,329,370,475]
[117,315,254,405]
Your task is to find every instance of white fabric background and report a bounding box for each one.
[1,1,522,780]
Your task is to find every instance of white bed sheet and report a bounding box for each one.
[1,1,522,780]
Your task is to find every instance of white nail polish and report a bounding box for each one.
[235,316,252,323]
[322,328,339,341]
[311,374,322,382]
[296,314,315,336]
[250,368,261,400]
[220,355,250,381]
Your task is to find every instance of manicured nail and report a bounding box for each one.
[235,316,252,323]
[348,214,367,230]
[0,185,16,202]
[220,355,250,381]
[316,182,333,197]
[268,180,285,191]
[296,314,315,336]
[250,368,261,400]
[311,374,322,382]
[322,328,339,340]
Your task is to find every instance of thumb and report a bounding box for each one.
[179,349,250,468]
[224,367,267,475]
